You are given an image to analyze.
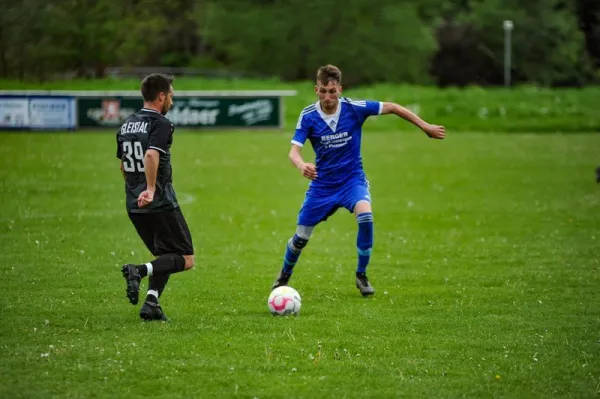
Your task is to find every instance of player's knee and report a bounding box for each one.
[354,200,372,215]
[184,255,195,270]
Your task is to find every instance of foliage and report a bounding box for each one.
[0,0,598,86]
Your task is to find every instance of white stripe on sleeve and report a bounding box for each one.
[148,146,167,154]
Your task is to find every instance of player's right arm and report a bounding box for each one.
[119,161,126,181]
[289,145,317,180]
[138,120,170,207]
[290,110,317,180]
[137,149,159,207]
[116,132,127,181]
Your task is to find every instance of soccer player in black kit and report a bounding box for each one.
[116,73,195,321]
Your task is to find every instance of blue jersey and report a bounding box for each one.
[292,97,382,190]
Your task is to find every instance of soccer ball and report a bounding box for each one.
[268,286,302,316]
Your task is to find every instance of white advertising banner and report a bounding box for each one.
[0,97,29,128]
[29,97,76,129]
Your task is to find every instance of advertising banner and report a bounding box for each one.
[166,97,280,127]
[0,90,293,130]
[0,97,29,129]
[78,98,143,127]
[0,96,75,130]
[77,96,280,128]
[29,96,76,129]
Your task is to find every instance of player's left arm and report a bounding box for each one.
[116,131,126,181]
[381,102,446,139]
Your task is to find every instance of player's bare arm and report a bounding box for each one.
[289,144,317,180]
[137,149,160,207]
[381,102,446,139]
[119,161,126,181]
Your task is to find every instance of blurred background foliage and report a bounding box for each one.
[0,0,598,87]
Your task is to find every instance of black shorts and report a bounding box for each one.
[128,207,194,256]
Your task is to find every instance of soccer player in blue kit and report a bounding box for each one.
[272,64,446,296]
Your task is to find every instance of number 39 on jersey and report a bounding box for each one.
[122,141,145,172]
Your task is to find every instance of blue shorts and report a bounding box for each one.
[297,181,371,226]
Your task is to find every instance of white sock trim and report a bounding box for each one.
[147,289,159,299]
[145,262,153,276]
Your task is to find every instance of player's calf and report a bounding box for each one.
[272,235,307,290]
[122,253,190,305]
[135,254,186,277]
[355,211,375,296]
[273,226,314,289]
[356,212,374,274]
[284,234,309,268]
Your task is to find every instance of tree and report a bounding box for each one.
[197,0,438,85]
[431,0,595,86]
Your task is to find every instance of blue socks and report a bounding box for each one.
[280,214,372,276]
[356,212,374,273]
[282,234,309,273]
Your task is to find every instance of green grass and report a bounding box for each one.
[2,77,600,132]
[1,129,599,398]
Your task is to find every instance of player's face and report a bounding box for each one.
[160,86,174,115]
[315,80,342,113]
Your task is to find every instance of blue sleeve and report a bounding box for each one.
[351,100,383,123]
[291,112,310,147]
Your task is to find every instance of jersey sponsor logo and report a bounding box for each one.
[321,131,348,141]
[320,131,352,149]
[120,121,148,134]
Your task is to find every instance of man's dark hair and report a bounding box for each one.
[141,73,174,102]
[316,64,342,85]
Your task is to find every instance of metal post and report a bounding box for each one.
[503,20,513,87]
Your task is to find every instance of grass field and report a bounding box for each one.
[1,127,599,398]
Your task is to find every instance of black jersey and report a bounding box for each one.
[116,108,179,213]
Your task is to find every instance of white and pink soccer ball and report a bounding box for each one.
[268,286,302,316]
